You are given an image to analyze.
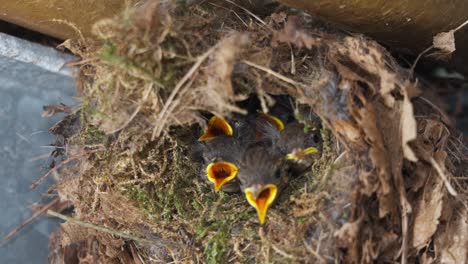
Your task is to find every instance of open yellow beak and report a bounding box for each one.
[286,146,319,161]
[206,161,238,192]
[245,184,278,224]
[198,116,233,141]
[258,113,284,131]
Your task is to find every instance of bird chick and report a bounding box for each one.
[198,116,234,142]
[279,122,321,166]
[260,120,322,172]
[197,115,253,192]
[237,143,288,224]
[200,135,244,192]
[195,112,290,194]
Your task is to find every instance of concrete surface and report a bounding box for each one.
[0,33,75,264]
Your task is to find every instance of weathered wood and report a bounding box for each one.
[0,0,135,39]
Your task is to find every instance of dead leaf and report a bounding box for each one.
[42,104,72,118]
[430,19,468,59]
[433,31,456,54]
[411,169,444,250]
[335,218,362,263]
[401,89,418,162]
[437,209,468,264]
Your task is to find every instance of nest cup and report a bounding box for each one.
[46,1,468,263]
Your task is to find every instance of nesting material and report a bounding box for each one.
[47,1,467,263]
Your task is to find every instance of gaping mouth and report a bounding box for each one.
[198,116,233,141]
[206,161,238,192]
[286,146,319,161]
[258,113,284,131]
[256,113,285,140]
[245,184,278,224]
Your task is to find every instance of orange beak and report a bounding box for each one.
[245,184,278,224]
[198,116,233,141]
[206,161,238,192]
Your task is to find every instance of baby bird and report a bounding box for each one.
[278,122,322,169]
[196,112,285,193]
[196,116,248,192]
[237,143,288,224]
[259,118,321,172]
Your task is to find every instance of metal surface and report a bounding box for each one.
[0,33,75,263]
[0,32,74,76]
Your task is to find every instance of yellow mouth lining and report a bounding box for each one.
[198,116,233,141]
[286,146,319,161]
[259,113,285,131]
[206,161,238,192]
[245,184,278,224]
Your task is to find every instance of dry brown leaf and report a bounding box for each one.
[429,155,458,196]
[42,104,72,118]
[437,209,468,264]
[191,33,251,116]
[401,89,418,162]
[335,220,361,245]
[411,170,444,250]
[429,20,468,59]
[433,31,456,54]
[334,218,362,262]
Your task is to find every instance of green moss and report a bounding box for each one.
[84,126,107,143]
[196,220,230,264]
[204,228,229,264]
[99,41,164,87]
[126,186,160,216]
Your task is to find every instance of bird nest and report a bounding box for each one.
[47,1,467,263]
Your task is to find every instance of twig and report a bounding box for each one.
[118,178,156,186]
[410,46,432,75]
[411,19,468,75]
[2,198,59,242]
[47,210,181,248]
[454,19,468,32]
[30,149,99,189]
[400,209,409,264]
[333,151,348,165]
[152,45,218,139]
[429,157,458,196]
[290,47,296,75]
[270,243,299,260]
[418,96,451,125]
[107,84,153,134]
[223,0,268,27]
[303,239,327,263]
[242,60,304,87]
